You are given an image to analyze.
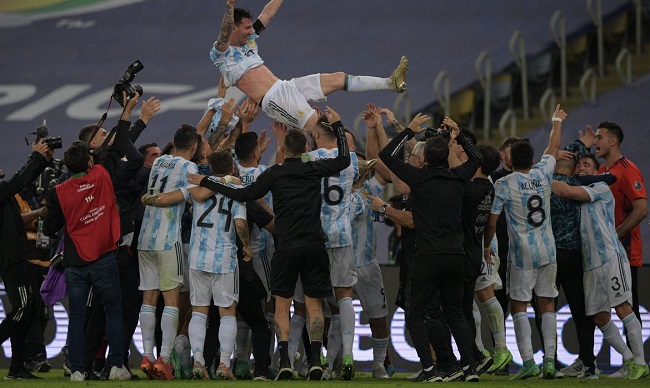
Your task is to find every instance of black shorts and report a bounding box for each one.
[271,244,332,299]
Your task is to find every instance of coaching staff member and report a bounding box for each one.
[379,114,482,382]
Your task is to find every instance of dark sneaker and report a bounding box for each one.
[307,365,323,381]
[275,359,293,381]
[253,367,277,381]
[440,365,463,382]
[340,355,355,380]
[411,367,442,382]
[5,370,42,380]
[476,353,494,376]
[464,366,480,382]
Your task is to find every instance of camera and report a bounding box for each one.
[112,60,144,107]
[35,124,63,149]
[424,126,451,141]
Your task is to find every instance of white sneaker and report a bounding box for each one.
[70,371,85,382]
[109,365,131,381]
[372,362,390,379]
[608,364,628,379]
[560,358,583,377]
[406,369,423,380]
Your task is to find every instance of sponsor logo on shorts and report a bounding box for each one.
[615,292,622,298]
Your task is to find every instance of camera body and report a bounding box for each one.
[424,126,451,141]
[35,124,63,150]
[112,60,144,107]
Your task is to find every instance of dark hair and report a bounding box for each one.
[209,149,234,175]
[315,116,336,141]
[161,141,174,155]
[78,124,97,143]
[579,153,600,170]
[597,121,624,145]
[173,124,198,151]
[191,135,204,163]
[234,8,253,24]
[510,140,535,170]
[499,136,520,152]
[138,142,159,157]
[284,129,307,155]
[423,137,449,166]
[477,145,500,176]
[344,128,356,146]
[63,140,91,174]
[234,132,258,161]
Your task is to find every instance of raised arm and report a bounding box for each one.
[214,0,237,52]
[257,0,284,27]
[378,112,429,187]
[543,104,567,158]
[312,106,351,177]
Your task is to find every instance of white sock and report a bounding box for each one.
[344,75,390,92]
[326,314,341,369]
[174,334,191,368]
[600,320,634,361]
[338,297,356,358]
[188,312,208,366]
[482,297,506,350]
[139,304,157,359]
[288,315,306,368]
[541,312,557,360]
[371,337,388,365]
[622,313,645,364]
[513,312,533,362]
[219,315,238,367]
[160,306,180,359]
[473,301,485,351]
[235,322,251,361]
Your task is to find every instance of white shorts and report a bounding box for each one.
[475,251,502,292]
[252,253,272,299]
[507,261,558,302]
[138,242,184,292]
[584,255,632,316]
[293,275,304,304]
[261,76,320,130]
[189,268,239,308]
[353,260,388,319]
[327,246,357,288]
[181,243,191,293]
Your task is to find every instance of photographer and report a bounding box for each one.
[0,138,53,379]
[42,95,136,382]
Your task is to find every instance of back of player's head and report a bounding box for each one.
[510,140,535,170]
[315,116,337,141]
[235,132,259,161]
[234,8,253,24]
[173,124,198,151]
[284,129,307,155]
[597,121,624,145]
[64,140,91,174]
[78,124,97,144]
[477,144,500,176]
[209,149,234,176]
[423,137,449,167]
[499,136,520,151]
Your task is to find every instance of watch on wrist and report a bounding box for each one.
[378,203,389,215]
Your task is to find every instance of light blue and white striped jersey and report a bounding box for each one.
[306,149,359,248]
[491,154,556,269]
[352,177,383,267]
[189,189,246,274]
[138,155,198,251]
[580,182,628,271]
[238,164,272,257]
[210,34,264,88]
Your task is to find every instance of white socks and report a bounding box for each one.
[600,319,634,361]
[188,312,208,365]
[541,312,557,360]
[338,297,355,358]
[160,306,179,359]
[372,337,388,364]
[513,312,533,362]
[288,315,306,368]
[219,315,238,367]
[622,313,645,364]
[139,304,156,359]
[344,75,391,92]
[482,297,506,350]
[326,314,341,369]
[472,301,485,351]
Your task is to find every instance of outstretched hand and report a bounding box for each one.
[552,104,567,122]
[140,97,161,124]
[325,106,341,124]
[579,125,595,148]
[407,113,430,133]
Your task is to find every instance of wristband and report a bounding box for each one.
[483,247,491,252]
[223,175,234,184]
[551,117,563,123]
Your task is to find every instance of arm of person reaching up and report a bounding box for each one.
[311,106,351,177]
[214,0,237,52]
[208,97,236,150]
[0,139,51,204]
[271,121,286,164]
[363,103,390,185]
[378,112,429,187]
[543,104,567,158]
[238,98,260,133]
[128,97,161,143]
[256,0,284,30]
[453,126,483,179]
[198,77,227,137]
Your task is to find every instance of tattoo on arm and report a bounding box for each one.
[215,4,234,51]
[235,218,251,252]
[208,122,228,149]
[310,316,324,342]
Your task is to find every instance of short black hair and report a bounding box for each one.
[138,143,158,157]
[209,149,234,175]
[510,140,535,170]
[316,116,336,141]
[78,124,97,144]
[234,8,253,24]
[579,153,600,170]
[597,121,624,144]
[477,144,500,176]
[423,137,449,167]
[284,129,307,155]
[63,140,91,174]
[173,124,198,151]
[499,136,520,151]
[235,132,258,161]
[191,135,204,163]
[161,141,174,155]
